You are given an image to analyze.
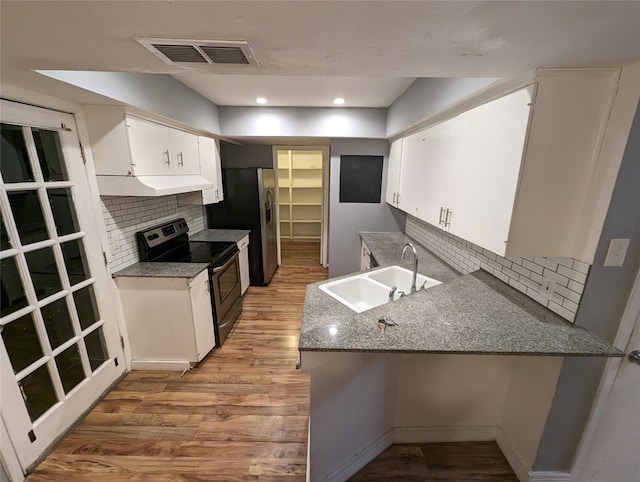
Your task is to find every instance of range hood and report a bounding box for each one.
[96,175,213,197]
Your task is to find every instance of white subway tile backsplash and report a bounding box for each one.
[405,215,590,323]
[101,195,204,272]
[522,259,544,275]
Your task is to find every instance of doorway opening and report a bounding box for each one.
[274,147,329,267]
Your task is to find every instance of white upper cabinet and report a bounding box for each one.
[385,139,403,207]
[178,136,224,205]
[395,69,623,262]
[399,120,461,230]
[451,85,534,254]
[84,106,202,177]
[169,127,201,175]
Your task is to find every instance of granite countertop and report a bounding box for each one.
[113,262,209,279]
[190,229,251,243]
[298,232,622,357]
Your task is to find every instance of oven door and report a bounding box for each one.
[211,252,242,344]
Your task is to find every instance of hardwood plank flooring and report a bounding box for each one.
[349,441,519,481]
[29,241,326,481]
[30,242,518,481]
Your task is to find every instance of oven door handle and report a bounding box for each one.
[213,252,239,273]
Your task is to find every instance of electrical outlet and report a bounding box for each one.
[603,238,630,267]
[540,277,557,301]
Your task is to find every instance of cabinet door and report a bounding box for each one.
[452,86,534,255]
[399,122,459,227]
[126,116,172,176]
[197,136,221,203]
[386,139,403,206]
[171,129,201,175]
[188,270,216,361]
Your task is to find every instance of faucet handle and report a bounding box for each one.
[388,285,398,302]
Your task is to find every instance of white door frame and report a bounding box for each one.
[571,266,640,479]
[0,99,127,477]
[272,145,330,267]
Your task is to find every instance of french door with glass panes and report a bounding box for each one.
[0,99,125,473]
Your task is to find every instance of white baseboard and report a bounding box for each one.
[495,427,572,482]
[130,359,192,371]
[528,471,572,482]
[326,429,394,482]
[394,425,497,443]
[495,426,531,482]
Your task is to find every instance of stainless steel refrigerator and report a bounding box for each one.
[206,168,278,285]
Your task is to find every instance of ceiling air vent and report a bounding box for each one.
[137,38,258,66]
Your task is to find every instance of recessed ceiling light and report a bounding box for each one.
[256,97,268,104]
[333,97,345,105]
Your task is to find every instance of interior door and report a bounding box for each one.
[578,288,640,481]
[0,100,126,473]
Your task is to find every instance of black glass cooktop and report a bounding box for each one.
[156,241,237,266]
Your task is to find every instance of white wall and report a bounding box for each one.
[386,77,497,137]
[219,106,387,139]
[302,352,564,481]
[38,71,221,134]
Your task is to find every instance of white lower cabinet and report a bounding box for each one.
[116,269,216,370]
[238,234,250,294]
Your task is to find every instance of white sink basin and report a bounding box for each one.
[319,265,442,313]
[320,276,391,313]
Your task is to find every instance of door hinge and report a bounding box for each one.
[79,143,87,164]
[103,251,109,267]
[120,336,125,349]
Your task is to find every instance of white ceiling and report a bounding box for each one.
[1,1,639,108]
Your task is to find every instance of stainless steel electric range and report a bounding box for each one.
[136,218,242,347]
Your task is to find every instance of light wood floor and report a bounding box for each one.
[30,242,518,481]
[30,241,327,481]
[349,441,519,481]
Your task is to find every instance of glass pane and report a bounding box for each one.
[73,285,99,330]
[0,124,34,183]
[61,239,90,285]
[25,247,62,300]
[84,328,108,372]
[19,363,58,421]
[41,297,75,349]
[47,188,79,236]
[32,128,68,182]
[1,313,44,373]
[0,256,28,317]
[55,344,85,394]
[0,213,11,250]
[7,190,49,245]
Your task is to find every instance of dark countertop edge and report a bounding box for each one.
[112,262,210,278]
[189,229,251,243]
[298,348,624,357]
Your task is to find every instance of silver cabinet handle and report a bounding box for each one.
[392,193,396,204]
[439,207,445,225]
[629,350,640,365]
[445,208,452,228]
[163,150,171,167]
[215,189,219,200]
[177,152,184,167]
[396,193,400,205]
